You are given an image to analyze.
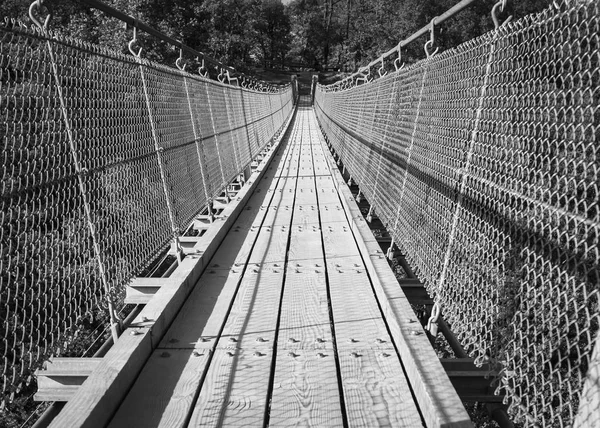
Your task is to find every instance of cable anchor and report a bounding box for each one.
[426,302,441,337]
[128,25,142,57]
[424,18,439,58]
[394,44,405,71]
[176,48,186,71]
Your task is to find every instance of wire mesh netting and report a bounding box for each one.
[315,0,598,426]
[0,20,293,404]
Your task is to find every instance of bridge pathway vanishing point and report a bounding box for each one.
[48,97,471,427]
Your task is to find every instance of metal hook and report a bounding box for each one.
[128,26,142,57]
[378,57,387,78]
[217,68,226,83]
[176,49,186,71]
[492,0,512,30]
[394,44,405,71]
[226,70,239,86]
[424,18,439,58]
[29,0,51,30]
[200,59,208,77]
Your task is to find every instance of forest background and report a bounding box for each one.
[2,0,552,78]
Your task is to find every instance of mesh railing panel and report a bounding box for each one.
[315,0,599,426]
[0,20,293,403]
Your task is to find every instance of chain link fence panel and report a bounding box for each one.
[315,0,598,426]
[0,20,293,405]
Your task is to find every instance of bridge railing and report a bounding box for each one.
[0,18,294,405]
[315,0,599,426]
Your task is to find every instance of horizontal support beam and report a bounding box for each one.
[440,358,502,403]
[35,358,102,402]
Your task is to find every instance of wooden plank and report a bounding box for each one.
[190,347,273,427]
[189,127,302,427]
[49,113,294,428]
[314,115,473,428]
[35,359,102,402]
[276,263,333,352]
[269,123,344,425]
[218,266,286,347]
[311,121,422,427]
[337,348,423,427]
[159,268,244,350]
[43,358,103,371]
[49,331,153,428]
[108,349,211,428]
[269,350,342,427]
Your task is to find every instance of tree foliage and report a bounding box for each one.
[1,0,552,72]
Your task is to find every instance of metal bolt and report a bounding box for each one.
[160,352,170,358]
[317,353,326,358]
[254,352,263,357]
[316,338,325,343]
[142,316,149,322]
[411,331,423,336]
[289,338,298,343]
[376,338,386,343]
[349,338,358,343]
[351,352,361,358]
[227,351,235,357]
[256,337,267,343]
[381,352,390,358]
[229,337,238,342]
[192,351,203,357]
[130,329,141,336]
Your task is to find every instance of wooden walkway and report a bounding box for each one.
[51,98,471,428]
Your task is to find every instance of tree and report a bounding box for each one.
[254,0,291,68]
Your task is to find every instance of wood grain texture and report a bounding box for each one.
[316,136,423,427]
[108,349,211,428]
[269,137,344,426]
[337,348,422,428]
[190,348,273,427]
[270,350,343,428]
[188,126,302,427]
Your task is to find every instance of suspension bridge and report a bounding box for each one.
[1,0,598,427]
